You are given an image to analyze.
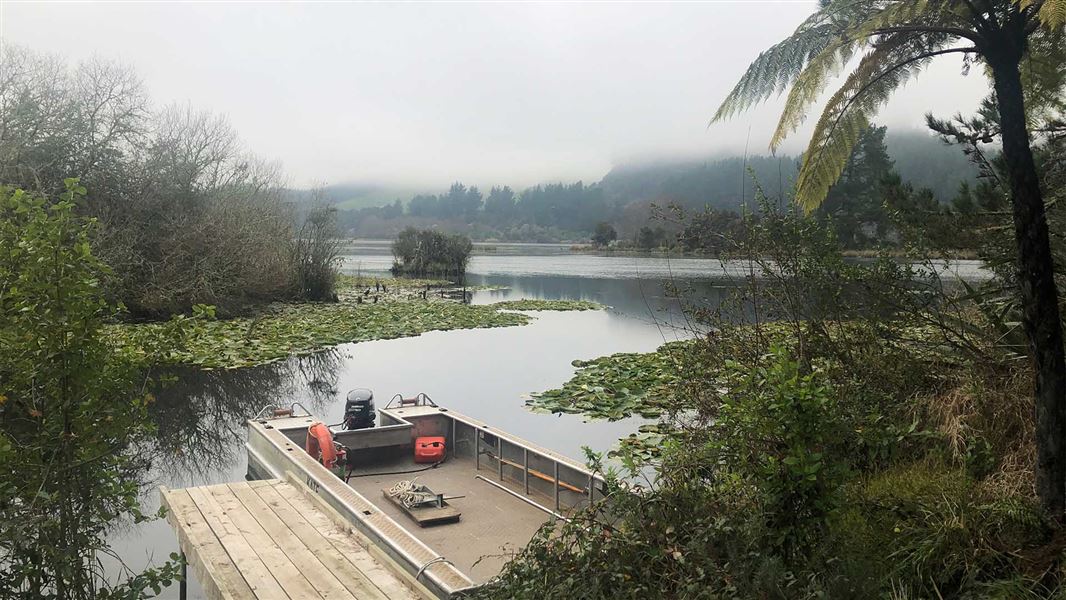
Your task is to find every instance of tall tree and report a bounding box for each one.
[484,185,516,223]
[713,1,1066,515]
[820,124,896,246]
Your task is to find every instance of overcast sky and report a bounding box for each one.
[0,1,991,190]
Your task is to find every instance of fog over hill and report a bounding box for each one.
[312,128,979,217]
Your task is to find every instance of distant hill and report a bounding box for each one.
[600,154,800,213]
[285,183,427,210]
[312,126,982,242]
[597,130,978,213]
[886,129,979,201]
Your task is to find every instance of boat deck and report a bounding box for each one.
[160,479,431,600]
[346,455,555,583]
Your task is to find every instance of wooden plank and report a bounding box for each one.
[227,483,357,600]
[161,487,256,600]
[246,482,397,600]
[382,490,461,527]
[186,485,291,599]
[205,484,323,600]
[270,480,430,600]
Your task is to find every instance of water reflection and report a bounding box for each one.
[146,351,343,482]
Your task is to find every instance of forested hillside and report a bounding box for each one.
[329,128,981,244]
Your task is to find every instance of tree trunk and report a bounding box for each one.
[990,49,1066,518]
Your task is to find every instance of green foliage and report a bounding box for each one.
[497,196,1065,597]
[391,227,473,279]
[817,124,897,247]
[528,341,689,420]
[0,48,328,319]
[591,222,617,247]
[677,208,744,254]
[491,299,603,312]
[713,1,1061,213]
[832,461,1047,596]
[0,181,180,598]
[481,349,849,600]
[635,226,668,250]
[712,347,845,555]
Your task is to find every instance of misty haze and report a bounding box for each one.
[1,2,1064,600]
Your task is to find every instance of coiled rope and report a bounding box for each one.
[387,480,438,509]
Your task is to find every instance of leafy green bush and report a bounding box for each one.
[712,347,846,556]
[0,181,181,598]
[480,348,850,599]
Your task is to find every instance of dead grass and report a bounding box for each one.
[919,368,1036,499]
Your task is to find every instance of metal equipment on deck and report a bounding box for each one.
[383,481,462,527]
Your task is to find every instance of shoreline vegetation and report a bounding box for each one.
[566,243,982,260]
[108,274,603,370]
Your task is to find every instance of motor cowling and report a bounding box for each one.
[343,388,375,430]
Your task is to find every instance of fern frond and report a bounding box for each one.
[711,11,841,123]
[1019,0,1066,29]
[764,0,932,148]
[770,43,856,151]
[1022,28,1066,116]
[795,35,953,211]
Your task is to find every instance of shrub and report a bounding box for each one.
[290,202,342,301]
[0,47,316,319]
[0,181,181,598]
[591,222,617,247]
[390,227,472,279]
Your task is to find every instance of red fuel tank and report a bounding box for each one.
[414,436,446,463]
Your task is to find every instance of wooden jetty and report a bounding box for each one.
[160,478,433,600]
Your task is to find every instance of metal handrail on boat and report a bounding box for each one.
[474,475,570,522]
[252,401,314,420]
[386,392,438,409]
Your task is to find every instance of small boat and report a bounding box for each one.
[246,391,604,598]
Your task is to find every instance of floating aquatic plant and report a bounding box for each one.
[527,340,692,421]
[492,299,603,311]
[109,292,601,370]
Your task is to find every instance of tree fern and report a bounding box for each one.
[715,0,1059,213]
[796,34,956,210]
[1020,0,1066,28]
[711,13,841,123]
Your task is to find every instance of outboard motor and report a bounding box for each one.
[343,388,375,430]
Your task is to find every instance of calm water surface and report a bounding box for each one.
[110,243,988,597]
[111,247,710,597]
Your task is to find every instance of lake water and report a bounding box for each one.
[109,243,989,598]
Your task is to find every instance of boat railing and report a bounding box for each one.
[252,401,315,421]
[386,392,437,409]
